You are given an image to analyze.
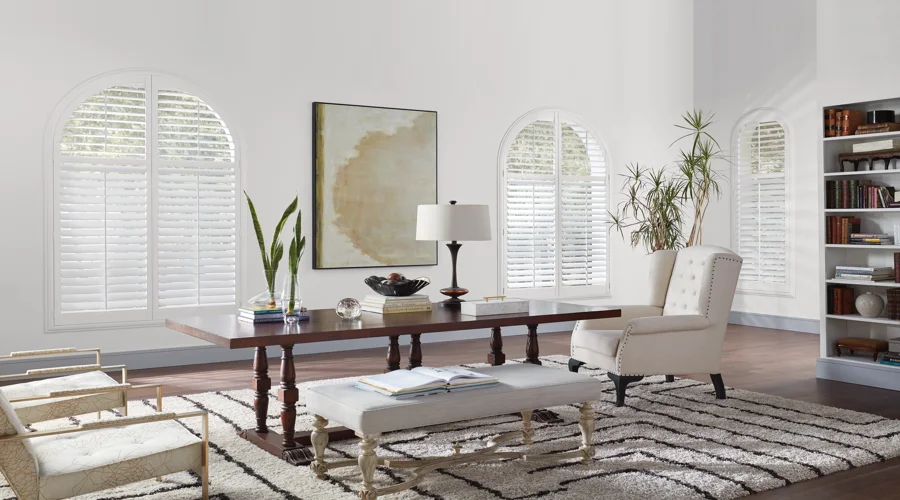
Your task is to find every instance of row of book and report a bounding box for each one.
[360,294,432,315]
[826,284,856,315]
[879,351,900,367]
[824,109,865,137]
[834,265,893,282]
[825,180,896,209]
[355,366,499,399]
[825,216,860,244]
[238,305,309,324]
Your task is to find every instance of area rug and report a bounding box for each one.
[5,355,900,500]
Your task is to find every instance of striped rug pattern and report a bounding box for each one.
[5,355,900,500]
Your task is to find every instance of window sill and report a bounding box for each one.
[735,288,794,299]
[46,319,165,334]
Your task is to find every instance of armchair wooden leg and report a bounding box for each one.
[710,374,726,399]
[568,358,585,373]
[665,375,675,383]
[607,373,643,407]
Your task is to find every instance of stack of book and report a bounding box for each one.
[826,284,856,315]
[849,233,895,246]
[361,294,432,314]
[834,266,894,281]
[355,366,500,399]
[856,123,900,135]
[824,109,865,137]
[879,352,900,367]
[852,139,900,153]
[238,306,310,323]
[825,180,895,209]
[826,216,861,244]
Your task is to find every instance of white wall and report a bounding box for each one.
[693,0,819,320]
[0,0,694,359]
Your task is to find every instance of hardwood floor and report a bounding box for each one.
[121,324,900,499]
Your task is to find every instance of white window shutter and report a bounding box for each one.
[57,87,149,314]
[502,111,608,296]
[156,90,237,308]
[735,119,788,291]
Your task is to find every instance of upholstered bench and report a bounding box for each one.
[306,363,603,499]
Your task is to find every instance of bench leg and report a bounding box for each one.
[310,415,329,479]
[578,402,595,464]
[358,434,380,499]
[520,410,534,445]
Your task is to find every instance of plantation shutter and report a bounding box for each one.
[735,120,787,290]
[156,90,237,308]
[57,86,149,313]
[502,111,608,296]
[560,122,607,287]
[504,120,557,289]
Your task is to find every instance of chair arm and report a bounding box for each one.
[0,410,207,441]
[626,315,711,335]
[575,305,663,331]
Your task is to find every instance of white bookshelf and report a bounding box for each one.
[819,98,900,391]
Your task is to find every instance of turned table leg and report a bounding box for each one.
[279,345,300,449]
[385,335,401,372]
[487,327,505,366]
[525,324,541,365]
[407,334,422,370]
[252,346,270,434]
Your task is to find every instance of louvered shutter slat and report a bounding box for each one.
[735,119,787,286]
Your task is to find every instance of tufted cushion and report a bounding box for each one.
[0,392,39,500]
[33,420,202,499]
[2,371,125,425]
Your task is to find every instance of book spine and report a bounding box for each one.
[835,109,843,137]
[826,109,836,137]
[361,306,433,314]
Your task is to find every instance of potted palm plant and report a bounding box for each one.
[609,163,686,252]
[673,110,724,246]
[244,192,298,308]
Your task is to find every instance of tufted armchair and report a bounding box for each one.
[569,245,742,407]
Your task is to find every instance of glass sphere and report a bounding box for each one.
[336,298,362,319]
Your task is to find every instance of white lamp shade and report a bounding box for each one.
[416,203,492,242]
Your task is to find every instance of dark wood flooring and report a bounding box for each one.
[122,324,900,499]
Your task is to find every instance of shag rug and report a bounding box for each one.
[5,355,900,500]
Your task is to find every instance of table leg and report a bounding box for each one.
[385,335,401,372]
[278,344,312,464]
[487,327,505,366]
[252,346,270,433]
[407,334,422,370]
[525,324,542,365]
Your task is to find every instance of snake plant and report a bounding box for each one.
[285,208,306,314]
[244,191,298,307]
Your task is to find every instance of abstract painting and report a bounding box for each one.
[313,102,438,269]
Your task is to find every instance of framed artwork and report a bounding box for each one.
[313,102,438,269]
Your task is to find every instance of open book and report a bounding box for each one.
[356,366,499,399]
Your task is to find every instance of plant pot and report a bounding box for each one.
[280,275,303,324]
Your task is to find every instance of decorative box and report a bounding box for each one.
[460,296,529,316]
[890,337,900,352]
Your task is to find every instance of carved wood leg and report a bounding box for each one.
[278,344,313,465]
[385,336,401,373]
[253,346,270,433]
[407,334,422,370]
[520,410,534,445]
[358,434,380,499]
[524,324,541,365]
[578,402,595,464]
[310,415,329,479]
[488,327,505,366]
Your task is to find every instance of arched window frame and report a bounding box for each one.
[731,107,793,297]
[44,71,242,331]
[497,108,611,300]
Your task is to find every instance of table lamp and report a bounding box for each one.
[416,201,491,308]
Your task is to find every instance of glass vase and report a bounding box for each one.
[280,275,303,325]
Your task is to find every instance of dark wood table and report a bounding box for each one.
[165,300,620,465]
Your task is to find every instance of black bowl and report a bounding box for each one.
[364,276,430,296]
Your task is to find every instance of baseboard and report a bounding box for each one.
[816,357,900,391]
[728,311,819,334]
[0,322,575,377]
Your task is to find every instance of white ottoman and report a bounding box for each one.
[306,363,604,499]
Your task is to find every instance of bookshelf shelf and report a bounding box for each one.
[826,279,900,287]
[823,130,900,142]
[825,314,900,325]
[825,244,900,249]
[824,170,900,178]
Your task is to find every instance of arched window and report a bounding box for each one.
[51,73,238,328]
[733,110,790,294]
[499,109,609,298]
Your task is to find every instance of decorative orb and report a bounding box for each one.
[336,298,362,319]
[855,292,884,318]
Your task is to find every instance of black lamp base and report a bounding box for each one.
[439,287,468,309]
